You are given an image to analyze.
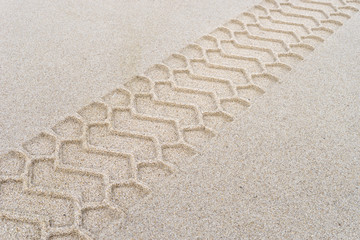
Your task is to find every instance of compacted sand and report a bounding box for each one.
[1,0,360,239]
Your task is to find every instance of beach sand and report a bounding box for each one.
[0,0,259,153]
[1,0,359,239]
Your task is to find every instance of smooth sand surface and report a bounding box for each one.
[1,0,360,239]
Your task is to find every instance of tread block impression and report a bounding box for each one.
[78,102,108,123]
[87,124,157,162]
[0,217,41,240]
[145,64,171,81]
[52,117,84,139]
[111,109,179,143]
[203,112,234,131]
[59,140,133,182]
[81,206,125,238]
[251,73,279,89]
[233,31,289,53]
[110,182,150,210]
[163,54,188,69]
[102,88,131,107]
[161,144,197,166]
[190,60,249,85]
[183,127,216,148]
[154,82,218,112]
[28,158,105,203]
[134,94,199,126]
[221,40,277,63]
[237,85,265,102]
[137,162,173,187]
[0,151,26,177]
[124,76,152,93]
[0,180,75,227]
[220,98,250,116]
[206,49,264,74]
[23,133,56,156]
[173,70,235,98]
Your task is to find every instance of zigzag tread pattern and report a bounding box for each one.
[1,0,358,238]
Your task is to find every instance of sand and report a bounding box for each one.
[0,0,260,153]
[1,0,360,239]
